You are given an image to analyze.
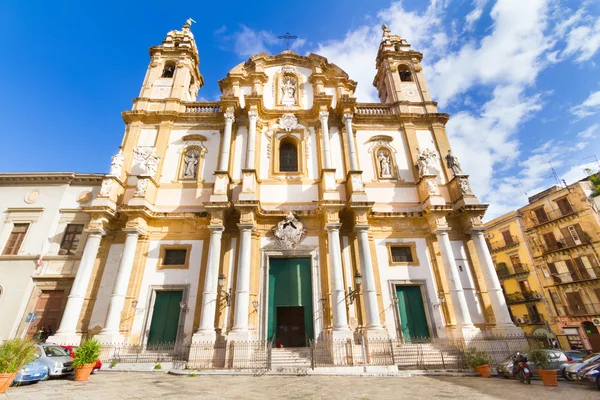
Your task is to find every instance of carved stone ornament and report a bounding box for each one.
[109,149,125,176]
[133,146,160,176]
[459,177,473,195]
[416,148,440,178]
[278,113,299,132]
[134,178,148,197]
[99,179,113,197]
[427,179,439,195]
[271,212,307,249]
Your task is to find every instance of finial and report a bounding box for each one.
[382,24,389,31]
[184,17,196,29]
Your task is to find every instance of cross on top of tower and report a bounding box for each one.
[278,32,298,49]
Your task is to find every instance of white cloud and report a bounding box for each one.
[465,0,490,30]
[561,162,599,185]
[222,25,279,57]
[577,124,599,139]
[571,91,600,118]
[563,17,600,62]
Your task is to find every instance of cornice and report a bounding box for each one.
[0,172,104,186]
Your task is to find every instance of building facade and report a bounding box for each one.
[0,22,520,348]
[0,173,102,341]
[484,211,555,337]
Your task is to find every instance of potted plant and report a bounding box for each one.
[72,339,102,381]
[465,348,492,377]
[0,339,37,393]
[528,348,557,386]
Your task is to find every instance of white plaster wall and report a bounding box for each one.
[355,130,414,184]
[239,86,252,108]
[365,187,420,206]
[154,188,212,211]
[0,261,35,340]
[138,128,158,147]
[87,244,124,331]
[232,126,247,180]
[450,241,484,324]
[259,126,271,180]
[329,127,346,180]
[324,87,337,108]
[130,239,203,344]
[374,238,447,338]
[258,184,319,204]
[307,127,318,180]
[416,129,446,184]
[150,78,172,99]
[159,129,219,184]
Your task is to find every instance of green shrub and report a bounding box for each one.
[154,363,162,370]
[465,348,492,369]
[72,339,102,368]
[110,359,117,369]
[527,347,550,370]
[0,339,37,373]
[189,372,197,377]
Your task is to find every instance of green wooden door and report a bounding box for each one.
[268,258,313,344]
[147,290,183,345]
[396,286,430,340]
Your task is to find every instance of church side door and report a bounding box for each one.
[396,285,430,341]
[147,290,182,346]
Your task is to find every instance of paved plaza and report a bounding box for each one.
[2,372,599,399]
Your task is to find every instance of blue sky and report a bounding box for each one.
[1,0,599,218]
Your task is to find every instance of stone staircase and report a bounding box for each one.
[270,347,312,371]
[392,343,464,370]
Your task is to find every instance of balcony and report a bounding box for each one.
[554,303,600,317]
[541,237,593,255]
[489,236,520,254]
[527,206,578,229]
[496,263,530,281]
[517,313,545,325]
[505,291,543,305]
[550,267,600,285]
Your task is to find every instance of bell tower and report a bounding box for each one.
[373,25,436,112]
[136,19,204,106]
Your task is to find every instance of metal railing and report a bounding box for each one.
[99,342,191,364]
[528,206,577,228]
[542,237,592,254]
[517,314,545,324]
[489,236,520,253]
[497,263,530,280]
[184,102,221,113]
[555,303,600,317]
[505,290,541,304]
[551,267,600,284]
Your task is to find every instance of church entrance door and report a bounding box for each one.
[396,285,430,340]
[268,258,313,347]
[147,290,182,346]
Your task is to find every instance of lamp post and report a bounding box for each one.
[347,273,362,305]
[218,273,232,307]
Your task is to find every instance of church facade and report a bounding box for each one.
[40,22,521,347]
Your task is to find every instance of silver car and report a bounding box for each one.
[34,344,74,377]
[496,349,584,379]
[566,353,600,381]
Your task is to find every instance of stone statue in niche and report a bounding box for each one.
[280,75,297,106]
[109,149,124,177]
[272,212,306,249]
[445,150,463,177]
[183,149,200,179]
[377,149,392,178]
[133,147,160,177]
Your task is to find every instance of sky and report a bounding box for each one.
[1,0,600,220]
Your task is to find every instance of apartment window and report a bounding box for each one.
[2,224,29,255]
[518,280,531,294]
[555,197,574,216]
[547,262,558,275]
[542,232,558,250]
[594,288,600,303]
[387,243,419,266]
[533,207,549,223]
[158,245,191,270]
[501,230,514,246]
[59,224,84,255]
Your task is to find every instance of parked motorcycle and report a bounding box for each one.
[512,352,532,384]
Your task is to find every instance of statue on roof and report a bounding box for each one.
[184,18,196,29]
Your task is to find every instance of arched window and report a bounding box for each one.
[161,61,176,78]
[279,139,298,172]
[398,66,413,82]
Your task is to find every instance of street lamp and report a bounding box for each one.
[218,273,232,307]
[348,273,362,305]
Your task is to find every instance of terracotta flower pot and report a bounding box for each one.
[0,373,18,393]
[73,363,95,381]
[537,369,558,386]
[475,364,491,378]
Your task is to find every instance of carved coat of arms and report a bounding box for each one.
[278,113,298,132]
[272,212,306,249]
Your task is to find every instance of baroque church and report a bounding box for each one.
[40,21,521,348]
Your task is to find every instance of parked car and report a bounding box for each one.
[496,349,581,379]
[565,353,600,381]
[60,345,102,373]
[11,359,49,386]
[580,362,600,389]
[33,344,74,377]
[576,359,600,381]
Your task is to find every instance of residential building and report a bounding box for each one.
[0,173,102,341]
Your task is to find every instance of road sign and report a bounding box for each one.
[25,312,37,323]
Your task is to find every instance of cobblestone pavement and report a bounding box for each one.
[2,372,599,400]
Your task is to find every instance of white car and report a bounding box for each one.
[565,353,600,381]
[33,344,74,377]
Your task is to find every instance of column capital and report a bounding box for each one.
[354,224,370,233]
[248,110,259,121]
[208,225,225,234]
[342,113,353,123]
[85,227,106,237]
[237,223,255,232]
[432,227,451,235]
[325,223,342,232]
[122,227,144,236]
[224,110,235,123]
[319,111,329,122]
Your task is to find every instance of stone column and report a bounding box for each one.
[193,226,224,342]
[343,113,359,171]
[355,226,383,335]
[435,229,478,335]
[230,224,253,340]
[245,111,258,169]
[327,224,351,337]
[47,230,104,344]
[319,111,332,169]
[471,228,522,334]
[96,229,141,344]
[218,110,235,171]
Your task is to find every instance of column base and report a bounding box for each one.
[227,330,255,342]
[330,329,353,341]
[46,333,82,345]
[191,330,216,344]
[448,325,481,339]
[94,332,127,345]
[491,323,524,336]
[363,327,389,340]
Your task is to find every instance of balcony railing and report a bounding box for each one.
[506,291,542,304]
[554,303,600,317]
[355,104,397,116]
[489,236,520,253]
[550,267,600,284]
[496,263,530,280]
[518,314,545,325]
[527,206,577,228]
[541,237,592,254]
[184,102,222,113]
